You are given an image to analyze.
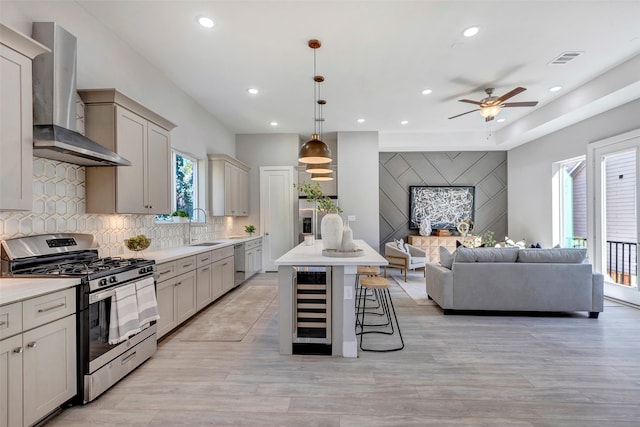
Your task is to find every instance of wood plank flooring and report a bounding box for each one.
[47,273,640,426]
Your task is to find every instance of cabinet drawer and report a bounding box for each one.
[196,251,213,267]
[22,287,75,331]
[246,238,262,250]
[211,246,234,262]
[156,260,178,282]
[176,256,197,275]
[0,302,22,340]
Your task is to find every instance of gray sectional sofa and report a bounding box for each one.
[425,247,604,318]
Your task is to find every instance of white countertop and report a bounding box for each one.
[0,235,263,304]
[0,277,81,305]
[275,240,387,266]
[129,235,262,264]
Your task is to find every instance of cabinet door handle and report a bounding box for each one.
[13,347,24,354]
[0,320,6,326]
[160,269,172,275]
[149,206,153,209]
[201,267,210,272]
[174,282,182,287]
[27,341,37,349]
[183,263,193,268]
[38,302,65,313]
[201,257,209,262]
[121,351,137,364]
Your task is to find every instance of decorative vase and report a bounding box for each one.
[341,220,356,251]
[419,217,432,236]
[321,211,343,250]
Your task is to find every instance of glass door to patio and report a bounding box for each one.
[590,130,639,306]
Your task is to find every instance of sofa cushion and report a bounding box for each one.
[439,246,454,269]
[454,247,519,263]
[517,248,587,263]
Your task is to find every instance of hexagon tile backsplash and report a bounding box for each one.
[0,158,233,257]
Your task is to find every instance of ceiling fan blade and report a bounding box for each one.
[448,109,480,119]
[458,99,483,106]
[502,101,539,107]
[495,86,526,104]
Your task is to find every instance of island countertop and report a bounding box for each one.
[275,240,387,267]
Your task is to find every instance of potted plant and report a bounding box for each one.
[171,209,189,223]
[244,224,256,236]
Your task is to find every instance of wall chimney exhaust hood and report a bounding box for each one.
[31,22,131,167]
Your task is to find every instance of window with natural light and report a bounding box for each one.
[552,156,587,248]
[156,151,198,222]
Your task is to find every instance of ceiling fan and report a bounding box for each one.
[448,87,539,122]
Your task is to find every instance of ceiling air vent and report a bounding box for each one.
[548,51,583,65]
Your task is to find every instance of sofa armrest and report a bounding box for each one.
[385,244,409,259]
[408,245,427,257]
[425,262,453,309]
[592,272,604,312]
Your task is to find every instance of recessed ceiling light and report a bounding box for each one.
[496,118,505,123]
[463,26,479,37]
[270,121,278,127]
[421,89,432,95]
[357,118,365,123]
[247,88,259,95]
[549,86,563,92]
[197,16,215,28]
[401,120,409,125]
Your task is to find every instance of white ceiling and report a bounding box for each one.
[76,0,640,149]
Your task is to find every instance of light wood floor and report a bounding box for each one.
[48,273,640,426]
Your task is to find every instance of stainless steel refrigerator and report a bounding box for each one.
[298,197,339,244]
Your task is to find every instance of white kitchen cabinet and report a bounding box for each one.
[156,268,196,339]
[245,238,263,279]
[196,251,213,311]
[0,24,49,211]
[0,287,76,427]
[0,334,22,427]
[22,315,76,427]
[208,154,250,216]
[79,89,176,215]
[221,257,235,293]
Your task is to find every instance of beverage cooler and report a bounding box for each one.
[292,266,332,355]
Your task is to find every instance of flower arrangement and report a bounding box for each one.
[244,224,256,235]
[171,209,189,218]
[125,234,151,251]
[294,181,343,213]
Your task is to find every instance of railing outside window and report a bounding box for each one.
[607,240,638,286]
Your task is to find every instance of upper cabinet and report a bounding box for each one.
[0,24,49,211]
[79,89,177,214]
[208,154,250,216]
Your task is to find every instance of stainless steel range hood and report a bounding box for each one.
[31,22,131,167]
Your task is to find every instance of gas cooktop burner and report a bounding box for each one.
[12,257,153,277]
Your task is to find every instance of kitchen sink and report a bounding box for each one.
[191,242,224,247]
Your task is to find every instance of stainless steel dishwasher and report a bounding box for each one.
[233,243,245,286]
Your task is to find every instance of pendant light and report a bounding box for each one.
[306,162,332,174]
[298,39,332,164]
[311,172,333,181]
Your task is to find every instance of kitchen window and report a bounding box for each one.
[156,150,202,222]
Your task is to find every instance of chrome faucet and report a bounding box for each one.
[188,208,207,244]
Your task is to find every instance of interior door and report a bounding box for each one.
[589,130,640,306]
[260,166,295,271]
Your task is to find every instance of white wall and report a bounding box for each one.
[337,132,380,248]
[508,98,640,247]
[235,133,300,234]
[1,1,234,159]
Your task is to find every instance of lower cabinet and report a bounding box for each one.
[0,288,76,427]
[156,270,196,339]
[156,246,234,339]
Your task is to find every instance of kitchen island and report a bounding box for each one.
[275,239,387,358]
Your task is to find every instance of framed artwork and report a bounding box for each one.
[409,186,475,230]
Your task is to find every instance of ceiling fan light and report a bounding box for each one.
[298,134,332,164]
[306,162,332,174]
[480,105,501,118]
[311,172,333,181]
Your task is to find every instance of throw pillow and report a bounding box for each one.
[395,238,405,250]
[439,246,454,269]
[456,240,468,248]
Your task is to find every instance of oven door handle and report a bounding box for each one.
[90,288,117,304]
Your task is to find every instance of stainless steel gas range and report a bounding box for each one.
[1,233,159,403]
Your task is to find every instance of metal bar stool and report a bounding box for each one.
[356,276,404,352]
